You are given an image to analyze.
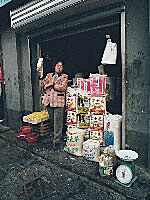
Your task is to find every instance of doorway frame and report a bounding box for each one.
[30,6,126,149]
[121,7,126,149]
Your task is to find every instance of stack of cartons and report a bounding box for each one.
[65,74,122,177]
[88,74,107,146]
[65,88,86,156]
[65,74,107,157]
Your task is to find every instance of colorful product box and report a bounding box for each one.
[76,94,90,113]
[90,130,104,145]
[67,124,77,131]
[90,96,106,114]
[83,79,91,93]
[77,78,91,93]
[66,111,77,125]
[90,114,104,130]
[89,74,107,96]
[104,130,114,146]
[66,96,76,111]
[77,78,84,90]
[77,113,90,129]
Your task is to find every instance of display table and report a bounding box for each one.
[32,120,51,136]
[23,110,50,136]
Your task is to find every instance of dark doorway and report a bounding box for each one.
[39,24,122,114]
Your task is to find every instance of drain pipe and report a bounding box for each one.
[121,7,126,150]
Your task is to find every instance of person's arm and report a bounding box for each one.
[40,73,53,89]
[54,74,68,92]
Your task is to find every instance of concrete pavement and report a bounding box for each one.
[0,124,150,200]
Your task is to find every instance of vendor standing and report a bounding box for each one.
[38,59,68,150]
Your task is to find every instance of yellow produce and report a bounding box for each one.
[24,110,49,123]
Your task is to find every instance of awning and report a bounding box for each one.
[10,0,125,31]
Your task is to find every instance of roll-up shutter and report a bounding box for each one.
[10,0,125,31]
[10,0,85,29]
[0,0,12,7]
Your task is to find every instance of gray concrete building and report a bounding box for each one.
[0,0,150,172]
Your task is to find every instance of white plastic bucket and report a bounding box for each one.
[82,139,100,162]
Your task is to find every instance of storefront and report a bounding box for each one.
[10,0,126,145]
[1,0,149,171]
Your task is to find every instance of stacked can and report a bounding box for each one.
[76,93,90,141]
[88,74,107,146]
[66,87,77,130]
[77,74,107,163]
[65,74,122,177]
[89,95,106,146]
[65,87,87,156]
[99,145,115,176]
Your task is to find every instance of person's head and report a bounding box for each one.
[55,61,63,74]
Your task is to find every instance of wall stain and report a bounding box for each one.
[126,51,149,113]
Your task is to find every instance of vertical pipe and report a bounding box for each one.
[121,7,126,150]
[37,43,41,58]
[27,36,31,70]
[148,0,150,173]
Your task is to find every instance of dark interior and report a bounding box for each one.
[39,24,122,114]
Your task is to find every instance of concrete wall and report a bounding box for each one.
[30,41,41,112]
[16,34,33,113]
[1,28,22,130]
[126,0,150,170]
[1,28,33,130]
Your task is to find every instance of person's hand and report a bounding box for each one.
[44,81,54,89]
[40,69,43,78]
[52,74,58,84]
[52,78,55,85]
[37,66,43,78]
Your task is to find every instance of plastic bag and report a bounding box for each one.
[101,39,117,65]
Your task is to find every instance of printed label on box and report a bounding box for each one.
[90,96,106,114]
[77,113,90,129]
[90,74,107,95]
[66,111,77,125]
[66,96,76,111]
[90,114,104,130]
